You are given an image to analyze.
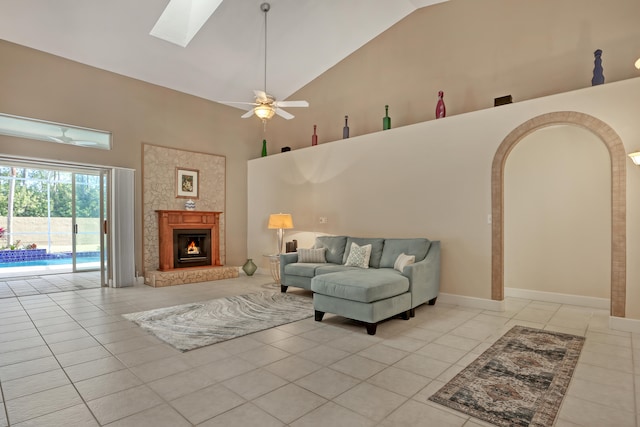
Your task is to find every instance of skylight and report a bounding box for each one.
[150,0,223,47]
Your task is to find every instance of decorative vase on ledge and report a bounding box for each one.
[343,115,349,139]
[592,49,604,86]
[184,199,196,211]
[436,91,446,119]
[383,105,391,130]
[242,258,257,276]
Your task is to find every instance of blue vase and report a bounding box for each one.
[592,49,604,86]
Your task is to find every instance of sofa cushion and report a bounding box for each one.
[315,264,360,275]
[311,269,409,303]
[394,253,415,272]
[342,237,385,268]
[314,236,348,264]
[284,263,322,278]
[344,243,371,268]
[380,238,431,268]
[297,248,327,263]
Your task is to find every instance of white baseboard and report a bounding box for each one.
[609,316,640,334]
[438,293,505,312]
[504,287,609,309]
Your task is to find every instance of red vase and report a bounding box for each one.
[436,91,446,119]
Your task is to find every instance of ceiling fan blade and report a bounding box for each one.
[253,90,269,102]
[274,100,309,108]
[275,108,294,120]
[217,101,258,106]
[241,109,255,119]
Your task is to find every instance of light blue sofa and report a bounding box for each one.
[279,236,440,335]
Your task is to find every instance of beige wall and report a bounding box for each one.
[0,39,262,270]
[504,125,611,298]
[247,77,640,319]
[263,0,640,151]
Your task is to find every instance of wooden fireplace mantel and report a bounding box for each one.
[156,210,221,271]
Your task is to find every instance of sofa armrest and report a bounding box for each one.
[402,241,440,308]
[279,252,299,284]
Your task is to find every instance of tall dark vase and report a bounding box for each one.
[261,139,267,157]
[312,125,318,146]
[383,105,391,130]
[343,115,349,139]
[242,259,257,276]
[592,49,604,86]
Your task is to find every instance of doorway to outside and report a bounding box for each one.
[0,160,109,294]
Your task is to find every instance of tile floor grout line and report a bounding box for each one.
[9,292,105,426]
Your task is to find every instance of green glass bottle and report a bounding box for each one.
[261,139,267,157]
[383,105,391,130]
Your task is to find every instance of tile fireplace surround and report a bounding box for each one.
[142,144,235,287]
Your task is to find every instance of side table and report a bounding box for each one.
[263,254,281,284]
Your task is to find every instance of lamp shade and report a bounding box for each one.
[629,152,640,165]
[268,213,293,229]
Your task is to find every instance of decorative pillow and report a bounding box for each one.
[344,242,372,268]
[394,253,415,272]
[297,248,327,263]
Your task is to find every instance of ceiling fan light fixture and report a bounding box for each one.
[254,104,275,120]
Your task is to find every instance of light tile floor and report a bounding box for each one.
[0,274,638,426]
[0,271,101,298]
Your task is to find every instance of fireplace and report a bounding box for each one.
[156,210,221,271]
[173,229,212,268]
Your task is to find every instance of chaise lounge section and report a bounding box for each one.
[280,236,440,334]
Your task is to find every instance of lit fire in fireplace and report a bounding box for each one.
[187,240,200,255]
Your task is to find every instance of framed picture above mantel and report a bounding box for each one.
[176,167,199,199]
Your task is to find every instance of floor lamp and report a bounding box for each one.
[268,213,294,254]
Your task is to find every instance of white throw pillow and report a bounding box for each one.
[344,242,372,268]
[394,253,415,272]
[297,248,327,263]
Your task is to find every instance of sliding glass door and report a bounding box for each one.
[72,170,109,282]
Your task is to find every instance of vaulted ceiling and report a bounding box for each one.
[0,0,447,110]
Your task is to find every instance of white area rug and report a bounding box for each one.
[122,291,313,351]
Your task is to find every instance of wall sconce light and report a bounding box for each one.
[635,57,640,70]
[268,213,294,254]
[628,152,640,165]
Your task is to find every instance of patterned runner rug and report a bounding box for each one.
[122,291,313,352]
[429,325,584,427]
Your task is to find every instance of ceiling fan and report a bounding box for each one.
[221,2,309,122]
[48,128,97,146]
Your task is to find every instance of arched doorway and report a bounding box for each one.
[491,111,626,317]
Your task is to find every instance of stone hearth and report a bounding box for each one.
[144,266,238,287]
